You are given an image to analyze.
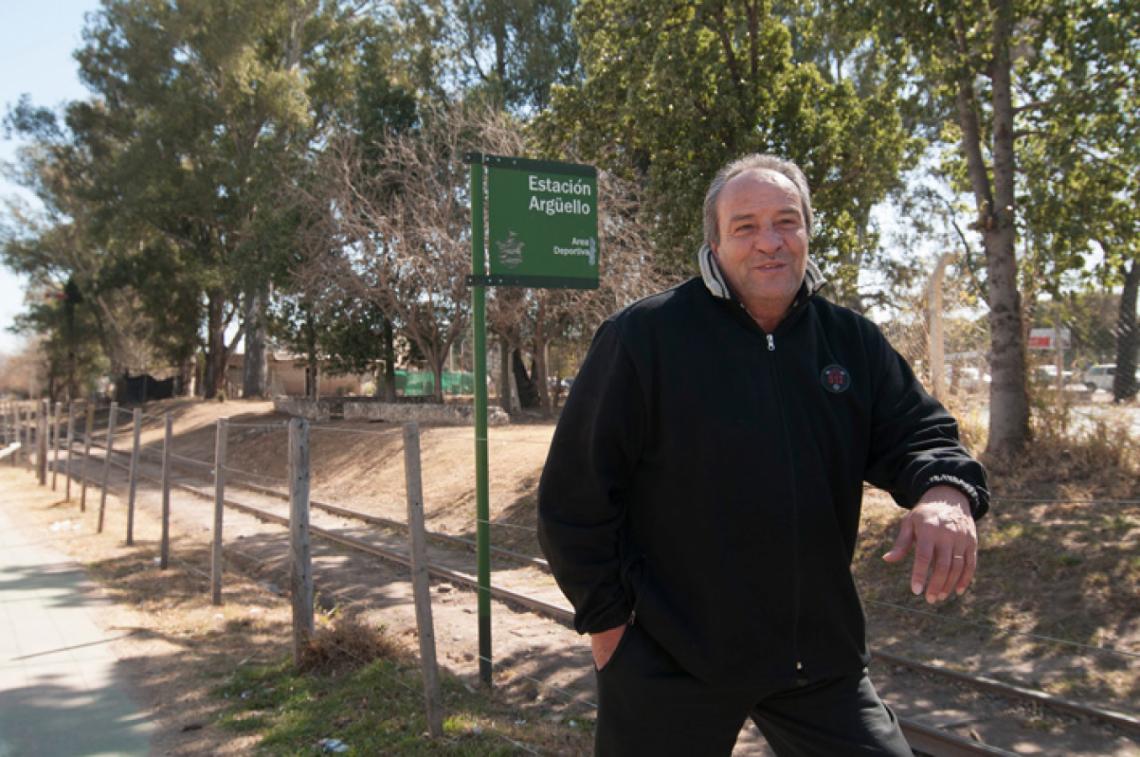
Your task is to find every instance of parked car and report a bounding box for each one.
[1084,363,1140,392]
[1083,364,1114,391]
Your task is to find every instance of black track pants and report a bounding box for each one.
[594,623,913,756]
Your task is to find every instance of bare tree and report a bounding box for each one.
[311,104,524,402]
[285,104,664,409]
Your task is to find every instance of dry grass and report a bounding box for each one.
[297,613,401,674]
[989,417,1140,500]
[844,393,1140,710]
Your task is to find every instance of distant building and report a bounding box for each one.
[225,352,369,397]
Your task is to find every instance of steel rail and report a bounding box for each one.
[178,479,576,624]
[873,650,1140,736]
[898,719,1015,756]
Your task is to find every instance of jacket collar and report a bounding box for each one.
[697,241,826,304]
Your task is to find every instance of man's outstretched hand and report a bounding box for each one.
[882,485,977,604]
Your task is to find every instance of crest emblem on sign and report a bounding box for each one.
[821,364,851,393]
[496,231,524,269]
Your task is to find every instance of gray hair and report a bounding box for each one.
[702,154,813,245]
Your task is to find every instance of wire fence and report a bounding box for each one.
[4,397,1138,746]
[226,421,289,431]
[65,416,1140,669]
[309,424,406,438]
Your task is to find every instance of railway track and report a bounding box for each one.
[71,442,1138,755]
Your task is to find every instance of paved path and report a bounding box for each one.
[0,477,153,757]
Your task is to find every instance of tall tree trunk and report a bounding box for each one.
[1113,259,1139,402]
[511,349,540,409]
[534,301,551,415]
[241,286,269,398]
[499,335,513,412]
[178,356,195,397]
[203,292,227,399]
[953,4,1029,457]
[431,353,446,404]
[382,317,397,402]
[534,339,552,416]
[983,0,1029,456]
[304,315,319,401]
[305,363,321,400]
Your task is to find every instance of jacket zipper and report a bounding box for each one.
[764,330,803,679]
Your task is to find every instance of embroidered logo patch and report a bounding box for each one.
[821,364,851,394]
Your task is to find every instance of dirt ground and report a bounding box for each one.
[4,397,1138,755]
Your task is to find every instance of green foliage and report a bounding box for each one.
[452,0,581,110]
[534,0,916,304]
[268,292,400,380]
[4,0,399,396]
[10,280,107,398]
[7,0,1130,412]
[385,0,580,111]
[1015,0,1138,293]
[857,0,1136,295]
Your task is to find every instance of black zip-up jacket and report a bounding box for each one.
[537,267,989,689]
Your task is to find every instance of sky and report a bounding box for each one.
[0,0,102,355]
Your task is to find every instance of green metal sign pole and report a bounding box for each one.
[469,157,493,687]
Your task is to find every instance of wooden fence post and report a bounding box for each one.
[5,404,14,466]
[37,401,48,485]
[25,404,32,467]
[51,400,61,491]
[45,401,54,483]
[289,418,314,665]
[126,408,142,545]
[160,412,172,570]
[402,422,444,738]
[64,403,75,501]
[98,402,118,533]
[19,404,28,466]
[14,405,21,465]
[80,403,94,512]
[211,418,228,605]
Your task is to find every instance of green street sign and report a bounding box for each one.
[481,154,599,289]
[462,153,600,687]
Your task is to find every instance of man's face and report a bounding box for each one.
[710,168,809,326]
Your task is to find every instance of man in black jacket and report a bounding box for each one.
[537,154,989,756]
